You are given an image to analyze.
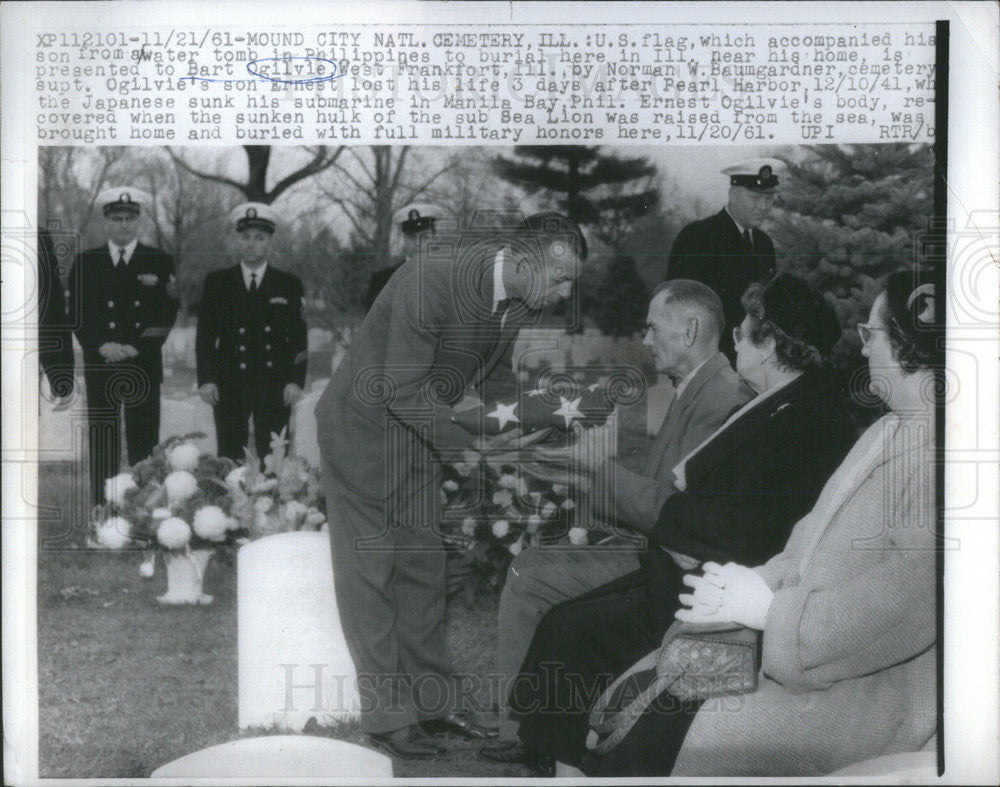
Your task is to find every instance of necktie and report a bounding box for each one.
[117,248,126,267]
[743,228,754,250]
[249,272,258,294]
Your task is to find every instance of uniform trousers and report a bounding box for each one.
[496,546,642,741]
[84,363,160,504]
[322,459,462,735]
[214,382,290,460]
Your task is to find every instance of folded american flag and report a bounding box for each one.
[453,374,644,436]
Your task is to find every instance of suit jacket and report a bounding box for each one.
[674,419,936,776]
[608,353,750,531]
[667,209,776,357]
[648,371,856,569]
[196,264,307,392]
[315,246,532,501]
[70,242,178,384]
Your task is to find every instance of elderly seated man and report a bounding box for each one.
[481,279,750,769]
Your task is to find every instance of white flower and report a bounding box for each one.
[541,501,558,518]
[498,473,517,488]
[561,498,576,511]
[568,527,588,545]
[104,474,137,506]
[253,497,273,513]
[283,500,308,523]
[167,442,200,472]
[139,558,155,578]
[461,517,477,536]
[157,517,191,549]
[97,516,131,549]
[551,483,568,496]
[151,507,171,520]
[305,507,326,527]
[493,490,513,508]
[225,467,247,489]
[319,522,329,533]
[526,514,542,533]
[453,462,474,477]
[249,478,278,494]
[193,505,229,542]
[164,471,198,503]
[492,519,510,538]
[442,480,459,493]
[508,538,524,556]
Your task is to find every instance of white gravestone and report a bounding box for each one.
[238,531,361,732]
[290,390,323,469]
[160,396,217,454]
[150,736,391,778]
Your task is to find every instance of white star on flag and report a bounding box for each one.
[526,388,543,397]
[487,401,520,431]
[587,381,602,392]
[553,396,583,427]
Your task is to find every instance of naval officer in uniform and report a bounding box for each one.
[196,202,307,460]
[70,187,178,504]
[667,158,781,361]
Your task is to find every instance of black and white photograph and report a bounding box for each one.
[3,2,998,784]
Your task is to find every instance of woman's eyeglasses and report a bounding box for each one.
[857,323,889,346]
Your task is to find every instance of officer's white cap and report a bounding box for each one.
[721,158,783,193]
[98,187,152,216]
[393,203,449,235]
[230,202,279,234]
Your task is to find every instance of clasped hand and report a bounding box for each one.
[99,343,138,363]
[675,561,774,630]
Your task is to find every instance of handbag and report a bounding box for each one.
[586,620,761,756]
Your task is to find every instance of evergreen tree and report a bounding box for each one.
[771,143,934,370]
[492,146,659,248]
[590,255,650,338]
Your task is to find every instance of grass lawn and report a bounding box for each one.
[35,395,656,778]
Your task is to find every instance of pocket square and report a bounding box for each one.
[137,273,159,286]
[269,296,288,305]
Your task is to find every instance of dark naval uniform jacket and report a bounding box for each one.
[196,264,307,459]
[70,241,178,500]
[667,208,776,359]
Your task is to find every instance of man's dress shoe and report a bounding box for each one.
[421,712,498,740]
[479,740,555,776]
[368,725,443,759]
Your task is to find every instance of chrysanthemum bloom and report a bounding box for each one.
[104,474,137,506]
[157,517,192,549]
[541,501,558,518]
[305,507,326,527]
[253,496,274,513]
[443,480,460,492]
[462,517,477,536]
[452,462,475,477]
[167,442,200,472]
[493,490,513,508]
[97,516,132,549]
[282,500,308,523]
[139,558,155,578]
[498,474,517,489]
[568,527,588,545]
[164,470,198,503]
[224,467,247,489]
[193,505,229,542]
[551,483,568,496]
[508,538,524,556]
[492,519,510,538]
[560,498,576,511]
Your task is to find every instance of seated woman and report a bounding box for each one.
[509,274,857,773]
[582,271,941,777]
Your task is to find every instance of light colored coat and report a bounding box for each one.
[673,418,937,776]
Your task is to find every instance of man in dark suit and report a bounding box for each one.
[196,202,307,461]
[364,203,447,313]
[667,158,781,361]
[483,279,750,768]
[70,187,178,504]
[315,212,587,758]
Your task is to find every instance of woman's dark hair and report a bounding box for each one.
[741,273,841,372]
[880,270,942,373]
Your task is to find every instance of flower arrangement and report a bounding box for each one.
[90,433,247,559]
[439,447,598,600]
[226,428,326,538]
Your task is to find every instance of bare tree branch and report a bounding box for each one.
[166,147,246,193]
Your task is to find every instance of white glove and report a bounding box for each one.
[675,561,774,630]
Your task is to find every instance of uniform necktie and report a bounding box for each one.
[249,272,258,294]
[117,248,126,267]
[743,228,754,250]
